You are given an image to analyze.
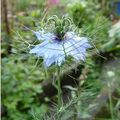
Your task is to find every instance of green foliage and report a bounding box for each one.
[67,1,96,27]
[1,55,47,120]
[81,15,111,48]
[67,1,111,48]
[15,0,30,11]
[30,104,48,120]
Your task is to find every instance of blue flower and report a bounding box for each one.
[30,31,91,67]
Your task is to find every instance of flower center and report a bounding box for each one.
[46,15,73,41]
[53,35,64,42]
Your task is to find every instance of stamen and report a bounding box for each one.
[45,15,76,41]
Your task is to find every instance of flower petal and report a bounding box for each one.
[63,36,91,61]
[29,40,49,56]
[33,30,55,41]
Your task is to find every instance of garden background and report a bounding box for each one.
[1,0,120,120]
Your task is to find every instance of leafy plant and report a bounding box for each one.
[1,55,47,120]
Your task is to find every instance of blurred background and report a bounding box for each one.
[1,0,120,120]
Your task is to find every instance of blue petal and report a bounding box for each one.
[33,30,55,41]
[29,40,49,56]
[64,32,76,40]
[56,55,65,66]
[44,56,55,67]
[64,36,91,61]
[30,40,65,67]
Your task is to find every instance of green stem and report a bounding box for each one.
[43,65,49,79]
[57,66,62,109]
[108,83,114,120]
[57,69,61,120]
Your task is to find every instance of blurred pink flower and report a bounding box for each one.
[47,0,60,6]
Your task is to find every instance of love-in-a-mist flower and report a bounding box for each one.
[30,16,91,67]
